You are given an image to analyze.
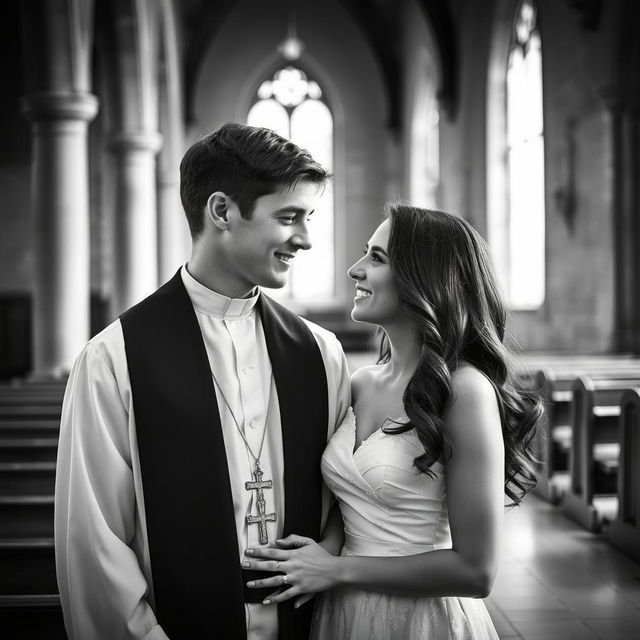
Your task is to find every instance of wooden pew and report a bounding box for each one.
[609,388,640,562]
[513,354,640,388]
[562,376,640,532]
[532,363,640,503]
[532,368,572,503]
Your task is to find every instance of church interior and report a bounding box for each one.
[1,0,640,637]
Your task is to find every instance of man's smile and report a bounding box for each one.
[274,251,295,264]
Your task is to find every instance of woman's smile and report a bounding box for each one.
[354,285,372,300]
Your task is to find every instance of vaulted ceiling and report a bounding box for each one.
[178,0,458,130]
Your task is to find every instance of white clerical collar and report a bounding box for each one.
[181,264,259,319]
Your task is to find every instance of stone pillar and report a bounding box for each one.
[22,92,98,377]
[603,88,640,353]
[157,169,190,285]
[108,132,163,317]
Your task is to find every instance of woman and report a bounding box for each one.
[243,205,542,639]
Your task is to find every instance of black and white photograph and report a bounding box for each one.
[1,1,639,638]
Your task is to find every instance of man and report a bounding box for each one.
[55,123,350,639]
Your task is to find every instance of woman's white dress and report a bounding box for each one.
[311,408,499,640]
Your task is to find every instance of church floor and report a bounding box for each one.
[485,494,640,639]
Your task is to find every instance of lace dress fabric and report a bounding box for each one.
[311,408,499,640]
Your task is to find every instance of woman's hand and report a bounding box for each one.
[243,534,341,605]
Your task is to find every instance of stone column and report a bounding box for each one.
[108,132,163,317]
[602,88,640,353]
[618,102,640,353]
[156,2,189,286]
[157,168,190,285]
[22,92,98,377]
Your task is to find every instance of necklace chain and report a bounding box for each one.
[211,369,277,545]
[210,371,274,467]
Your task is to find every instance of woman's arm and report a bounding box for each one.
[274,500,344,608]
[245,366,504,602]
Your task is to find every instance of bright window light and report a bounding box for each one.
[247,67,334,304]
[505,0,545,309]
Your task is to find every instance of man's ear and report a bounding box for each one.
[205,192,231,230]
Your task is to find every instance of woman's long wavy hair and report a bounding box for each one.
[378,204,542,506]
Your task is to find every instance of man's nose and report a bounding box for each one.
[291,224,312,250]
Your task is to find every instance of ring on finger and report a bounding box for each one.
[274,561,280,570]
[282,574,288,584]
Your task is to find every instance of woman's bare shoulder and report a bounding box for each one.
[350,364,384,404]
[447,363,498,424]
[450,363,497,402]
[446,363,501,440]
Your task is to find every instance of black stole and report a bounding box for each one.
[120,271,328,639]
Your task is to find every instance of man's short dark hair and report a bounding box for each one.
[179,122,332,237]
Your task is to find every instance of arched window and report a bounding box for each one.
[247,67,334,304]
[409,89,439,209]
[505,0,545,308]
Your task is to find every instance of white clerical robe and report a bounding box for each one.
[55,265,351,640]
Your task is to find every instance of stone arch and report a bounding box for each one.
[414,0,457,119]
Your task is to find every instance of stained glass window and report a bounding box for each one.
[506,0,545,308]
[248,67,334,303]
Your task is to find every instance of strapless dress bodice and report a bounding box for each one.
[321,407,452,557]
